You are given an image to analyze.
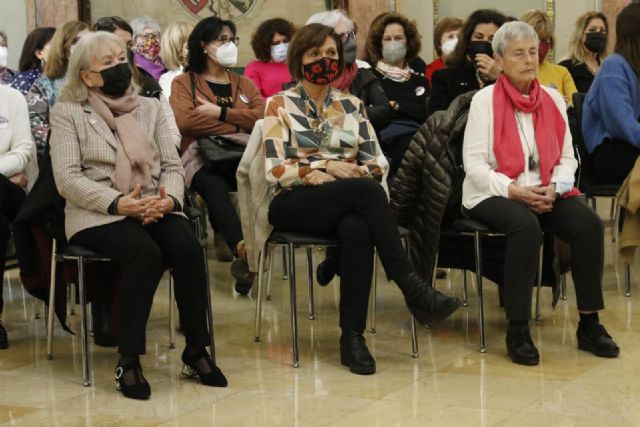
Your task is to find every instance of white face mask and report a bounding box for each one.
[209,42,238,67]
[0,46,8,68]
[441,37,458,57]
[270,42,288,63]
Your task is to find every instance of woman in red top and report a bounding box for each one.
[425,17,463,84]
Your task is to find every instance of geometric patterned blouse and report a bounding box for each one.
[263,83,388,189]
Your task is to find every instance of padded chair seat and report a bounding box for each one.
[446,217,502,234]
[62,245,109,259]
[582,183,619,198]
[269,226,411,247]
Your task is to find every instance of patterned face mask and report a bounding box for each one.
[136,35,160,59]
[302,57,340,85]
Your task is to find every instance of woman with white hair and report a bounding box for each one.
[130,16,166,80]
[462,21,619,365]
[50,31,227,399]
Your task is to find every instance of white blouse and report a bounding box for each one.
[462,84,577,210]
[0,85,38,189]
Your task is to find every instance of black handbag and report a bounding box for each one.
[189,72,244,166]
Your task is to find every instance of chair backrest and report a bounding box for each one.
[571,92,597,192]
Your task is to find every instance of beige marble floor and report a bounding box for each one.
[1,204,639,426]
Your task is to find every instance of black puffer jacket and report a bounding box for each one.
[391,91,475,281]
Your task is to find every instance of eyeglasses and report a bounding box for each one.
[339,31,356,43]
[214,36,240,46]
[139,32,161,40]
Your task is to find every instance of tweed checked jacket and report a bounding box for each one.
[49,96,185,239]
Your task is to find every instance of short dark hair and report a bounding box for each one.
[615,2,640,78]
[447,9,507,68]
[365,12,422,64]
[18,26,56,71]
[287,23,343,81]
[93,16,133,35]
[251,18,295,62]
[187,16,236,74]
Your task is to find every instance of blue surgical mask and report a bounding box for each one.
[270,42,289,63]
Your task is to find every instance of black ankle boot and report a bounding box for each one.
[316,256,339,287]
[340,331,376,375]
[396,272,462,325]
[115,360,151,400]
[0,320,8,349]
[576,322,620,358]
[92,302,117,347]
[181,348,228,387]
[506,325,539,366]
[232,259,255,295]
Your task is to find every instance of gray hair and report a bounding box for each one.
[130,16,162,39]
[0,29,7,44]
[492,21,539,56]
[306,10,354,30]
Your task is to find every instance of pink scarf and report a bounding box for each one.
[330,63,358,92]
[492,74,579,196]
[87,87,154,193]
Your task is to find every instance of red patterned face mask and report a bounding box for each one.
[302,57,340,85]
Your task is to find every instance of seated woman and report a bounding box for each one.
[130,16,166,81]
[425,17,463,84]
[0,30,15,85]
[559,12,609,94]
[264,23,461,375]
[0,85,38,349]
[521,10,577,104]
[365,12,431,177]
[583,2,640,185]
[49,32,227,400]
[171,17,264,295]
[430,9,507,114]
[245,18,295,100]
[10,27,56,95]
[462,21,619,366]
[159,21,193,98]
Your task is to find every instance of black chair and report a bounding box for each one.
[572,92,631,296]
[253,227,418,368]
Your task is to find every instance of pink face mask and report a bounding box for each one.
[538,40,551,63]
[136,36,160,60]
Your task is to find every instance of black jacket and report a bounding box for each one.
[429,62,481,115]
[350,68,395,132]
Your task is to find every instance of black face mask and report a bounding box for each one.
[97,62,132,97]
[584,32,607,53]
[468,40,494,59]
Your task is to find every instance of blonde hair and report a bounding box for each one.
[44,21,90,80]
[160,21,193,70]
[59,32,127,103]
[565,11,609,64]
[521,10,554,49]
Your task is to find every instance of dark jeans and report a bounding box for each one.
[71,215,210,354]
[0,175,26,314]
[191,165,243,252]
[268,178,412,333]
[466,196,605,321]
[592,138,640,185]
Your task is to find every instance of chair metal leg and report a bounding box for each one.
[281,247,288,280]
[410,316,419,358]
[306,247,315,320]
[288,243,300,368]
[561,275,568,300]
[168,273,176,349]
[610,197,616,221]
[474,232,486,353]
[368,252,377,334]
[535,244,543,321]
[625,263,631,297]
[46,239,57,360]
[68,284,75,316]
[255,244,268,342]
[266,246,275,301]
[462,270,469,307]
[77,257,91,387]
[201,245,216,362]
[431,250,438,287]
[613,202,621,244]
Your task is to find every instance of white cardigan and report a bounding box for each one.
[0,85,38,190]
[462,84,577,210]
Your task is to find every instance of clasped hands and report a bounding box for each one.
[303,160,363,186]
[115,184,175,225]
[508,183,557,214]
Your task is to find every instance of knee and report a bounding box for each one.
[128,239,162,271]
[348,178,387,202]
[511,210,542,242]
[574,205,604,241]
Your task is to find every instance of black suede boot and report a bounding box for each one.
[506,323,539,366]
[340,330,376,375]
[395,272,462,325]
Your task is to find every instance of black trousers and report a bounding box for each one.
[71,215,210,354]
[191,166,243,252]
[0,175,26,314]
[268,178,413,333]
[466,196,605,321]
[592,138,640,185]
